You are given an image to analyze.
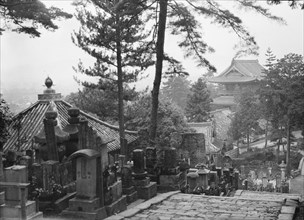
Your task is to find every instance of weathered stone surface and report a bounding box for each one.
[62,206,107,220]
[159,172,182,190]
[277,213,294,220]
[68,197,100,212]
[111,191,298,220]
[137,182,157,200]
[0,191,5,205]
[106,195,127,216]
[281,206,296,214]
[4,165,28,201]
[126,190,138,204]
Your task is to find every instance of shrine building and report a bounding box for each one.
[208,59,265,109]
[2,77,138,162]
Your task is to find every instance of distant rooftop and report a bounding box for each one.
[212,96,235,106]
[209,59,265,84]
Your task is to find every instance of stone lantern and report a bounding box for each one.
[187,171,199,193]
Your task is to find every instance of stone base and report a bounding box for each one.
[38,192,76,214]
[61,206,107,220]
[133,177,150,187]
[159,172,183,189]
[54,192,76,213]
[161,166,180,175]
[105,195,127,216]
[0,200,42,220]
[122,186,135,195]
[136,182,157,200]
[0,191,4,205]
[68,197,100,212]
[122,186,137,204]
[147,174,159,184]
[126,190,138,204]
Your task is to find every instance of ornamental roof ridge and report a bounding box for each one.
[208,59,264,84]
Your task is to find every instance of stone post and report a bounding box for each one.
[0,152,3,182]
[216,167,222,179]
[268,166,272,177]
[63,108,80,156]
[187,172,199,193]
[223,168,230,184]
[198,169,209,189]
[240,165,245,176]
[164,147,177,169]
[78,118,88,150]
[119,154,126,169]
[131,149,156,200]
[146,147,157,173]
[132,149,147,180]
[280,161,287,181]
[209,171,218,187]
[244,179,248,190]
[44,111,59,161]
[234,170,239,190]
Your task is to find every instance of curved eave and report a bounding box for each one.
[69,149,100,160]
[208,77,259,83]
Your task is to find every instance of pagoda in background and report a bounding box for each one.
[208,59,265,110]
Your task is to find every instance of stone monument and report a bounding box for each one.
[132,149,157,200]
[0,165,43,219]
[62,149,107,220]
[159,147,183,191]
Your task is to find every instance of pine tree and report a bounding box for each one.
[0,0,72,37]
[260,53,304,173]
[185,78,211,122]
[148,0,285,142]
[265,48,277,69]
[73,0,153,159]
[161,74,191,111]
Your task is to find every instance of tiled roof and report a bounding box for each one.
[209,59,265,83]
[3,100,138,153]
[211,96,235,106]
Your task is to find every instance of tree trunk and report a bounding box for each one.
[150,0,168,142]
[286,119,291,176]
[277,139,280,164]
[116,13,127,161]
[246,130,250,149]
[264,120,268,148]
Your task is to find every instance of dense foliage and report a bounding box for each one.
[259,53,304,171]
[0,0,72,37]
[0,98,12,150]
[125,94,190,149]
[160,74,191,112]
[65,86,137,122]
[229,90,261,147]
[185,78,211,122]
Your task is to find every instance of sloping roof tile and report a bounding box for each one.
[209,59,265,83]
[3,100,138,153]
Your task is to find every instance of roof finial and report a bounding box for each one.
[45,76,53,88]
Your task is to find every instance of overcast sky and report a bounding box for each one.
[0,1,303,98]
